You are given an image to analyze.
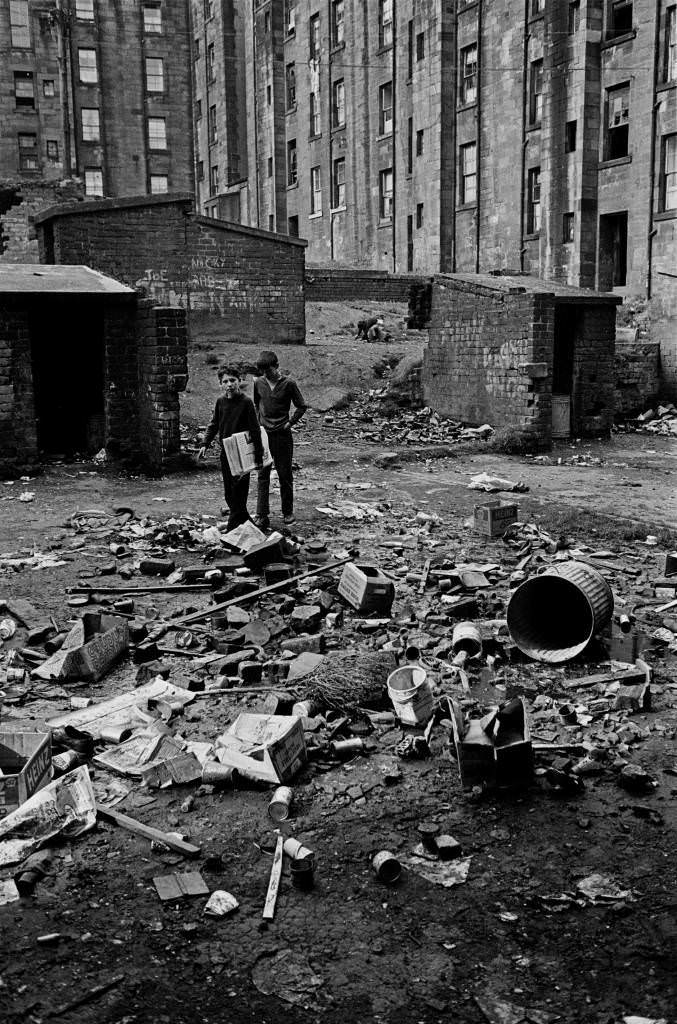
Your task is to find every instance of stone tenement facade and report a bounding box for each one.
[0,0,193,199]
[0,266,187,475]
[422,274,620,447]
[34,194,307,344]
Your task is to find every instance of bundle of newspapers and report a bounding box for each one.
[223,427,272,475]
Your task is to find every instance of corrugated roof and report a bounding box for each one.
[0,264,135,296]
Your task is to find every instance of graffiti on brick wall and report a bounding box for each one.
[134,268,187,308]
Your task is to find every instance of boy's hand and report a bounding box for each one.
[198,446,206,460]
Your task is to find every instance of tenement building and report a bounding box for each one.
[190,0,676,302]
[0,0,194,199]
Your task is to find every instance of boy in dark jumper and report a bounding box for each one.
[253,350,307,528]
[198,365,263,530]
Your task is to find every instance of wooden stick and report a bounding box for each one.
[96,805,201,857]
[69,583,213,594]
[418,558,432,595]
[47,974,125,1018]
[262,834,284,921]
[174,557,352,627]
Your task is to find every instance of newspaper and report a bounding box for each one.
[0,765,96,868]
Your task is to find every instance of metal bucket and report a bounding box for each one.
[387,665,434,726]
[507,561,613,663]
[451,622,482,658]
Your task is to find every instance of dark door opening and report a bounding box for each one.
[552,305,582,439]
[598,211,628,290]
[30,298,105,457]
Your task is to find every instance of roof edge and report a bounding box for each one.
[33,192,194,226]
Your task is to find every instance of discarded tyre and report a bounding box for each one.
[507,561,613,663]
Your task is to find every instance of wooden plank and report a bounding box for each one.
[174,557,352,627]
[97,805,201,857]
[562,667,647,690]
[69,584,213,594]
[418,558,432,595]
[262,835,284,921]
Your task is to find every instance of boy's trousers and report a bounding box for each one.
[256,428,293,518]
[220,454,250,530]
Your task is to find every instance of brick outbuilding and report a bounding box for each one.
[422,274,621,448]
[0,264,187,475]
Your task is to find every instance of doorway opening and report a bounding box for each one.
[29,298,105,457]
[552,305,583,439]
[598,211,628,290]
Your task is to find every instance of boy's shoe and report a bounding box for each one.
[253,514,270,530]
[283,513,296,525]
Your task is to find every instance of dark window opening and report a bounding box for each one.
[599,211,628,288]
[565,120,577,153]
[607,0,633,40]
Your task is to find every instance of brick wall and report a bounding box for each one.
[34,194,306,344]
[0,300,39,475]
[614,329,661,415]
[137,304,188,469]
[422,274,617,447]
[305,266,430,303]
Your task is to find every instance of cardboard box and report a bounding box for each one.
[215,713,306,783]
[473,500,519,538]
[222,428,272,476]
[0,731,52,819]
[338,562,395,614]
[33,613,129,682]
[449,697,533,789]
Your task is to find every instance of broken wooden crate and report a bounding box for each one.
[0,731,52,819]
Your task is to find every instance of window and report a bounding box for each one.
[264,10,270,33]
[46,140,59,161]
[266,84,271,105]
[267,156,273,177]
[207,43,215,82]
[75,0,94,20]
[332,79,345,127]
[78,48,98,84]
[460,43,478,105]
[379,168,393,220]
[208,104,217,144]
[416,202,424,229]
[331,0,344,46]
[532,0,545,14]
[195,98,202,120]
[287,138,297,186]
[563,211,575,242]
[9,1,30,47]
[416,32,425,61]
[605,83,629,159]
[379,82,393,135]
[460,141,477,204]
[84,168,103,196]
[662,133,677,211]
[268,214,274,231]
[285,0,295,36]
[145,57,164,92]
[309,13,321,61]
[332,157,345,207]
[81,107,100,142]
[310,92,321,135]
[14,71,35,108]
[286,63,296,109]
[143,5,162,33]
[529,59,543,124]
[527,166,541,233]
[150,174,168,194]
[197,160,204,181]
[568,1,581,33]
[204,0,213,19]
[607,0,633,40]
[18,132,37,171]
[666,6,677,82]
[310,165,322,214]
[408,20,414,79]
[194,38,200,60]
[565,120,577,152]
[407,117,413,174]
[43,79,55,97]
[210,164,219,196]
[148,116,167,150]
[379,0,393,48]
[416,129,424,156]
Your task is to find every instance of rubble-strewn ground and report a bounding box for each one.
[1,307,677,1024]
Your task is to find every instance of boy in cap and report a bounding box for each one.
[198,364,263,530]
[253,350,307,528]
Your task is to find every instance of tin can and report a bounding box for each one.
[435,835,463,860]
[329,738,365,759]
[52,750,80,775]
[372,850,401,884]
[99,724,132,744]
[404,644,421,664]
[202,762,236,787]
[292,699,319,719]
[290,857,314,890]
[268,785,293,822]
[283,837,314,861]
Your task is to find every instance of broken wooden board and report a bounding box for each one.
[262,835,284,920]
[153,872,209,901]
[97,805,201,857]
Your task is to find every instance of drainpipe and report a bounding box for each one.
[391,9,397,273]
[55,0,74,174]
[451,1,458,272]
[475,0,483,273]
[646,1,662,299]
[251,1,261,226]
[327,0,334,261]
[519,2,530,272]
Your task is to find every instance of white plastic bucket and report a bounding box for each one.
[387,665,434,726]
